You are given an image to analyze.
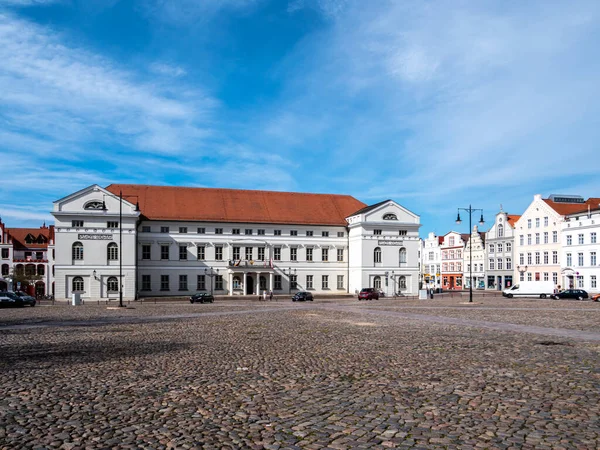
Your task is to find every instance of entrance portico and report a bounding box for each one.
[228,268,275,296]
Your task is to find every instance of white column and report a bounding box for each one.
[255,272,260,296]
[269,272,274,292]
[229,272,233,296]
[244,272,248,295]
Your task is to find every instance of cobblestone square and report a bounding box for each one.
[1,297,599,449]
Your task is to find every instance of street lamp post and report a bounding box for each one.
[516,265,528,283]
[117,191,139,308]
[456,205,484,303]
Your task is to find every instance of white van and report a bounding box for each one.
[502,281,555,299]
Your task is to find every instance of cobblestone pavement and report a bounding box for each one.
[1,297,599,449]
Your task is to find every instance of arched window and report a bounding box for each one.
[373,276,381,289]
[37,265,45,276]
[107,242,118,261]
[72,242,83,260]
[1,264,8,276]
[498,224,504,237]
[399,247,407,264]
[107,276,119,293]
[232,276,241,290]
[374,247,382,263]
[15,264,24,276]
[25,264,35,276]
[399,276,406,289]
[72,276,84,292]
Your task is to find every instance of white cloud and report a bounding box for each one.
[142,0,261,24]
[149,62,187,78]
[0,0,59,5]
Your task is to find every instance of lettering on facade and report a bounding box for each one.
[78,234,113,240]
[377,240,404,246]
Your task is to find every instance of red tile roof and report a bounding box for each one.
[105,184,367,226]
[506,215,520,227]
[543,197,600,216]
[7,227,51,250]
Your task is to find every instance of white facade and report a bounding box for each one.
[561,209,600,293]
[52,186,421,300]
[485,211,516,290]
[347,201,421,296]
[463,226,485,289]
[422,232,441,290]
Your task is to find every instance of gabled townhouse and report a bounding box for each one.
[513,194,600,289]
[463,226,486,289]
[440,231,465,290]
[485,211,519,290]
[561,203,600,293]
[0,218,55,296]
[422,232,442,290]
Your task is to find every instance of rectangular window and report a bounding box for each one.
[337,248,343,262]
[519,253,524,265]
[337,231,345,238]
[179,245,188,260]
[233,246,240,260]
[197,245,205,260]
[322,248,328,261]
[567,235,572,245]
[337,275,344,289]
[489,244,494,253]
[543,272,549,281]
[258,247,265,261]
[578,253,584,266]
[527,272,532,281]
[161,245,169,260]
[245,247,253,261]
[591,252,597,266]
[141,275,151,291]
[142,245,151,260]
[535,218,540,228]
[274,275,282,290]
[197,275,206,290]
[592,232,597,244]
[527,219,532,229]
[527,253,532,264]
[142,225,151,232]
[535,252,540,264]
[520,272,525,282]
[215,246,223,260]
[552,251,558,264]
[506,243,512,252]
[2,248,9,259]
[274,230,282,236]
[161,226,169,233]
[566,253,572,266]
[489,259,495,270]
[535,233,540,245]
[258,229,265,235]
[107,221,118,229]
[160,275,169,291]
[322,275,329,289]
[374,229,382,235]
[290,230,298,236]
[552,231,558,243]
[290,247,297,261]
[274,247,281,261]
[179,274,188,291]
[179,227,187,234]
[72,220,84,227]
[578,234,584,245]
[245,229,253,235]
[553,272,558,285]
[197,227,205,234]
[543,251,549,264]
[306,230,313,237]
[592,275,597,289]
[543,232,548,244]
[215,228,223,234]
[519,235,524,246]
[306,248,313,261]
[497,243,503,252]
[215,275,223,290]
[306,275,313,289]
[290,274,298,290]
[544,216,548,227]
[506,258,512,270]
[322,231,329,237]
[535,272,540,281]
[497,259,503,270]
[527,234,532,245]
[232,228,240,235]
[577,275,584,288]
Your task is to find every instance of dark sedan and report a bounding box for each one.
[14,291,37,307]
[190,293,214,304]
[292,291,313,302]
[552,289,589,300]
[0,291,36,307]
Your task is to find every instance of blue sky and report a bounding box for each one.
[1,0,599,236]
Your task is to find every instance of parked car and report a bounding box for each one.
[190,293,214,304]
[358,288,379,301]
[13,291,37,307]
[292,291,313,302]
[552,289,589,300]
[0,291,36,307]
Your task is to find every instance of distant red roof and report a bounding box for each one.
[105,184,367,226]
[544,197,600,216]
[7,227,51,250]
[507,215,520,227]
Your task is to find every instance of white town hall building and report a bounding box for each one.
[52,184,421,301]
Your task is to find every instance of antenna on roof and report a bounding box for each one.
[499,204,503,212]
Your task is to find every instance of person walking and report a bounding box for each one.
[269,290,273,301]
[263,290,267,301]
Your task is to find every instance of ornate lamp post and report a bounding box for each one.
[456,206,484,303]
[114,191,139,308]
[516,265,528,283]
